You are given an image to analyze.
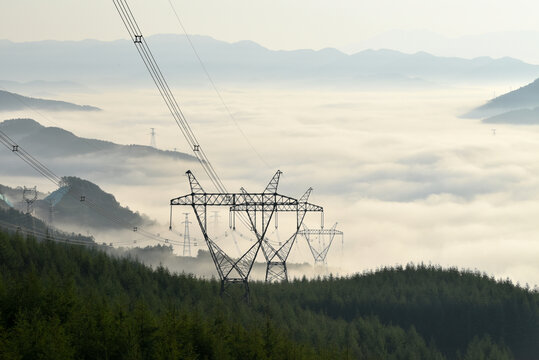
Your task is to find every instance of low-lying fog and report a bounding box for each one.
[3,82,539,287]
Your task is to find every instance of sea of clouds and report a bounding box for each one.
[2,83,539,286]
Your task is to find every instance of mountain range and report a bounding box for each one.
[2,35,539,88]
[344,30,539,65]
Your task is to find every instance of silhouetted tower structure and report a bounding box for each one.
[299,223,343,269]
[182,212,192,256]
[212,210,242,255]
[258,171,318,283]
[48,200,54,225]
[150,128,157,148]
[22,186,37,214]
[169,170,323,300]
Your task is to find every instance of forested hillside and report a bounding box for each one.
[0,229,536,359]
[0,207,95,245]
[37,176,154,230]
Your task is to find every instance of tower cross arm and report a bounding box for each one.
[298,228,342,236]
[170,192,322,211]
[303,203,323,212]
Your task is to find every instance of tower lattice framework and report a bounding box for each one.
[170,170,323,299]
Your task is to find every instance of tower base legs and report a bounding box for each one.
[220,279,250,303]
[265,262,288,283]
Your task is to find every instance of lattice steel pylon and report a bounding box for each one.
[299,223,343,269]
[150,128,157,148]
[182,213,191,256]
[22,186,38,214]
[259,171,317,282]
[170,170,323,299]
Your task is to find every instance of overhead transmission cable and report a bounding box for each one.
[166,0,270,168]
[113,0,225,194]
[0,128,179,247]
[0,220,102,247]
[0,131,62,185]
[113,0,254,230]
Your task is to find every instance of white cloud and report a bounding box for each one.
[3,84,539,286]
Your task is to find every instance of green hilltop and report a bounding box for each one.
[0,228,537,359]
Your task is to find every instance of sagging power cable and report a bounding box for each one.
[0,128,180,247]
[113,0,253,230]
[166,0,270,168]
[113,0,225,193]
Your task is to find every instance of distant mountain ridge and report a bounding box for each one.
[343,29,539,64]
[0,89,100,112]
[464,78,539,124]
[1,35,538,87]
[0,118,196,161]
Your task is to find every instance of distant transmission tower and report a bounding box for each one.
[298,223,343,269]
[182,213,192,256]
[150,128,157,148]
[22,186,38,214]
[48,200,54,225]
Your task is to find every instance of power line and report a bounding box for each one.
[0,220,103,247]
[113,0,254,230]
[0,128,181,247]
[113,0,225,193]
[166,0,270,168]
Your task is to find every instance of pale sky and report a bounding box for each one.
[2,0,539,50]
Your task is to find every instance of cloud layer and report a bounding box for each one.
[2,84,539,286]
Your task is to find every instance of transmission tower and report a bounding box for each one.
[258,171,320,283]
[22,186,38,214]
[150,128,157,148]
[170,170,323,300]
[298,223,343,269]
[182,212,192,256]
[212,210,243,256]
[48,200,54,225]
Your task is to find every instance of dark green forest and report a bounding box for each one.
[0,228,537,359]
[0,207,95,245]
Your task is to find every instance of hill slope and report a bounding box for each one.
[36,176,153,230]
[0,89,100,112]
[464,78,539,120]
[1,229,536,359]
[0,177,152,232]
[483,107,539,125]
[0,206,95,245]
[0,118,195,160]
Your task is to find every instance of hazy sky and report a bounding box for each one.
[3,0,539,51]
